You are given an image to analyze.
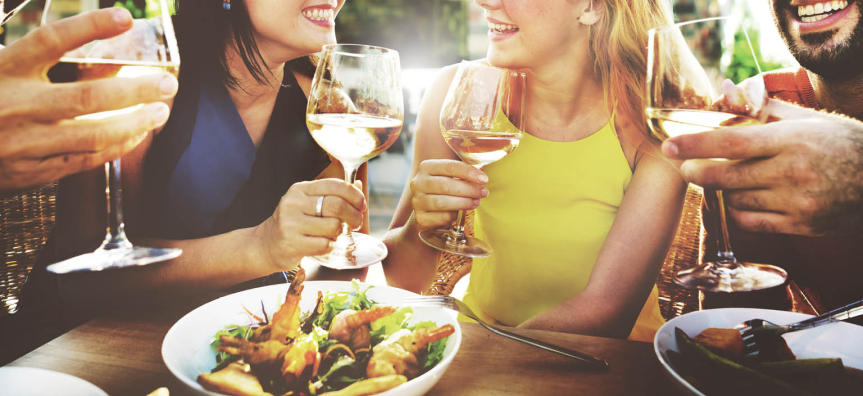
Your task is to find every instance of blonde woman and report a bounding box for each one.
[383,0,684,341]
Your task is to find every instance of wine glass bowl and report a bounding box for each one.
[44,0,182,274]
[419,61,527,258]
[646,17,786,292]
[304,44,403,269]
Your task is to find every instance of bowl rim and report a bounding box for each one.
[161,280,463,396]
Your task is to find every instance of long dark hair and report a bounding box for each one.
[174,0,315,90]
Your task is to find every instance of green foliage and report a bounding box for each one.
[728,28,785,84]
[113,0,143,19]
[335,0,468,67]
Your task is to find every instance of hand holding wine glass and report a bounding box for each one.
[646,17,786,292]
[0,8,176,193]
[41,0,182,273]
[304,44,403,269]
[418,61,527,257]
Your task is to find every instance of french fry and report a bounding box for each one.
[319,375,407,396]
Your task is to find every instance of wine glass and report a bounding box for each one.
[419,61,527,257]
[1,0,29,24]
[646,17,786,292]
[304,44,403,269]
[44,0,182,274]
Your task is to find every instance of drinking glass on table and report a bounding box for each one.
[304,44,403,269]
[43,0,182,273]
[419,61,527,257]
[646,17,786,292]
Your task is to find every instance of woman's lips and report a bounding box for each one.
[302,6,335,28]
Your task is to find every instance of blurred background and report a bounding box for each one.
[0,0,798,312]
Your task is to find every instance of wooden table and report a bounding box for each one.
[8,304,676,395]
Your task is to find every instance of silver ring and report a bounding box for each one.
[315,195,325,217]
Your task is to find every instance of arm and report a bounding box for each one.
[519,130,687,339]
[0,8,177,194]
[663,99,863,236]
[381,66,488,293]
[57,129,369,310]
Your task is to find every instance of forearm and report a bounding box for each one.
[57,225,274,309]
[381,214,440,294]
[517,288,644,339]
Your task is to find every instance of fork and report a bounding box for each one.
[734,298,863,357]
[402,295,610,369]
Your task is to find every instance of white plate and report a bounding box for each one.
[654,308,863,396]
[0,367,108,396]
[162,281,461,396]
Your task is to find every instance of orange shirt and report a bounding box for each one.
[705,68,863,320]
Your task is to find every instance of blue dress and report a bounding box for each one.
[143,65,331,240]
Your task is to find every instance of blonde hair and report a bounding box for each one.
[590,0,673,133]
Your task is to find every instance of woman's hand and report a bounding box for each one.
[257,179,367,270]
[409,159,488,231]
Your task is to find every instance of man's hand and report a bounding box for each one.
[0,8,178,192]
[663,99,863,236]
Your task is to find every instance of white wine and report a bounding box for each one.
[307,113,403,165]
[48,58,180,120]
[646,108,761,141]
[48,57,180,82]
[442,129,521,168]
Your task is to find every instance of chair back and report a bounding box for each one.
[425,185,705,320]
[1,183,56,315]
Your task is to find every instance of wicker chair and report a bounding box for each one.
[0,183,57,316]
[424,184,705,321]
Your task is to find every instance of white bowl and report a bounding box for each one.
[163,281,461,396]
[654,308,863,396]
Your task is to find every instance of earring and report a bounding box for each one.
[222,0,231,11]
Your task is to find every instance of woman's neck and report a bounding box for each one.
[525,52,607,141]
[224,41,287,111]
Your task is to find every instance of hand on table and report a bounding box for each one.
[663,98,863,236]
[409,159,488,231]
[0,8,178,192]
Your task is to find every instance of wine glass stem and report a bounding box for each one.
[445,209,469,245]
[102,159,132,250]
[704,188,737,268]
[341,162,361,244]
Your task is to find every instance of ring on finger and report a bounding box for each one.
[315,195,325,217]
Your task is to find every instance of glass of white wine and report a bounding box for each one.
[646,17,786,292]
[419,61,527,257]
[44,0,182,273]
[305,44,403,269]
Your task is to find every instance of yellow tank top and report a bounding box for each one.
[461,115,665,342]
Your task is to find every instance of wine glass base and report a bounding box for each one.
[303,232,388,270]
[419,229,492,258]
[46,246,182,274]
[674,261,787,293]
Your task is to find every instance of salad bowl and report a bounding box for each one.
[162,280,462,396]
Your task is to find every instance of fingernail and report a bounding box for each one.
[480,188,489,198]
[478,174,489,183]
[150,103,169,123]
[113,8,131,24]
[160,74,178,97]
[473,199,481,207]
[663,141,679,158]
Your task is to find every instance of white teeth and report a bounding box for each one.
[487,22,519,33]
[303,8,333,22]
[798,0,848,18]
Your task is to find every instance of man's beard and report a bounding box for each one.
[774,3,863,82]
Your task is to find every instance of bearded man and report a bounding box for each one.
[663,0,863,318]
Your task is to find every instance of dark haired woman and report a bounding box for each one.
[43,0,368,307]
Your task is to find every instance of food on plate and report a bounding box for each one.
[692,328,744,360]
[197,268,453,396]
[671,327,863,395]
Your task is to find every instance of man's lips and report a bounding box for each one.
[787,0,856,33]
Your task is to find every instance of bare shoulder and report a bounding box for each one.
[613,111,650,170]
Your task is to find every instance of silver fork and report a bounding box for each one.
[402,295,610,369]
[734,298,863,357]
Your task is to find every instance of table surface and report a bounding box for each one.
[8,300,676,395]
